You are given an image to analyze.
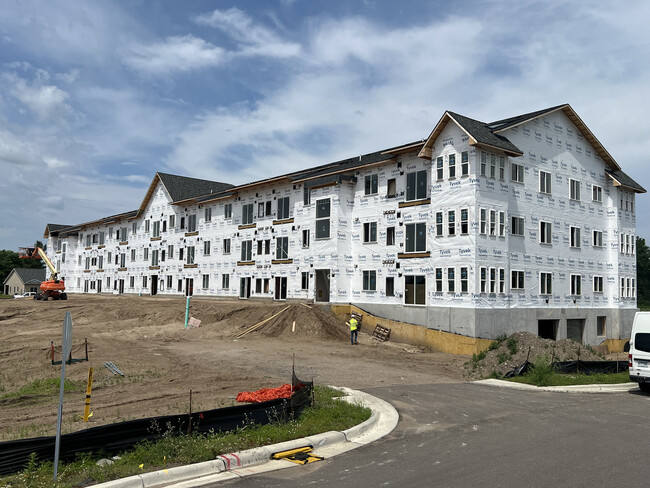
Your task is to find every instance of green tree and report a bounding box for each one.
[637,237,650,307]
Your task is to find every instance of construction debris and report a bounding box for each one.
[372,324,391,342]
[103,362,124,377]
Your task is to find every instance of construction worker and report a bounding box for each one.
[347,316,359,345]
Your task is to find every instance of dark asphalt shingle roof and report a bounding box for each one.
[487,104,567,131]
[606,169,646,193]
[447,111,522,155]
[10,268,46,285]
[158,173,235,203]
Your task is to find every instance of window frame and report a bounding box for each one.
[315,198,331,239]
[364,174,379,195]
[362,270,377,291]
[539,170,552,194]
[511,270,525,290]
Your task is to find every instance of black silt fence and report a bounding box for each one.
[0,376,312,476]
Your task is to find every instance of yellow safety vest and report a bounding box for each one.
[349,318,358,331]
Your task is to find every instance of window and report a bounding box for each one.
[223,239,231,254]
[405,222,426,252]
[597,316,606,336]
[166,276,172,289]
[570,274,582,295]
[202,274,210,289]
[540,272,552,295]
[119,227,128,241]
[161,250,165,261]
[435,211,443,237]
[143,220,150,233]
[405,275,426,305]
[276,237,289,259]
[315,199,331,239]
[621,277,626,297]
[387,178,397,198]
[435,268,443,292]
[363,270,377,291]
[480,152,487,176]
[168,245,174,259]
[222,274,230,289]
[569,179,581,201]
[205,207,212,222]
[460,267,468,293]
[224,203,232,219]
[152,221,160,238]
[511,216,524,236]
[570,226,581,248]
[204,240,211,255]
[511,270,524,290]
[302,229,310,248]
[132,222,138,234]
[264,239,271,254]
[490,154,496,178]
[301,272,309,290]
[460,208,469,234]
[364,174,378,195]
[499,157,505,180]
[179,248,184,261]
[86,234,91,247]
[258,202,265,218]
[186,246,195,265]
[498,211,505,237]
[511,162,524,183]
[540,221,552,244]
[303,187,311,205]
[143,248,149,261]
[448,268,455,293]
[448,210,456,236]
[593,231,602,249]
[436,157,444,180]
[490,268,496,293]
[129,276,135,288]
[142,276,148,288]
[120,253,125,267]
[242,204,254,225]
[632,236,636,255]
[151,250,158,266]
[406,170,428,201]
[363,222,378,243]
[277,197,290,219]
[489,210,496,236]
[169,215,176,228]
[480,267,487,293]
[593,276,604,293]
[461,151,469,176]
[620,233,625,254]
[180,217,185,230]
[131,249,136,262]
[632,278,636,298]
[109,227,113,239]
[386,277,395,296]
[480,209,487,235]
[592,185,602,203]
[241,240,252,261]
[449,154,456,179]
[99,232,105,245]
[499,268,505,293]
[539,171,552,194]
[257,240,263,255]
[386,227,395,246]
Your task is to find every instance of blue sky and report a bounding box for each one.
[1,0,650,251]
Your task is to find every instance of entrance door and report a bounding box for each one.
[151,275,158,296]
[118,279,125,294]
[185,278,194,297]
[315,269,330,302]
[274,276,287,300]
[240,277,251,299]
[97,280,102,294]
[538,320,558,340]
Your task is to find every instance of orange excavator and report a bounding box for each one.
[18,247,67,301]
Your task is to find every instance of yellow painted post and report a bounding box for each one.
[83,367,94,422]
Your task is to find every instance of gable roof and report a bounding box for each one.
[606,169,646,193]
[3,268,46,286]
[138,172,235,212]
[43,223,73,239]
[418,111,523,159]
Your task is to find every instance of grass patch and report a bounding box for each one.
[508,356,630,386]
[1,378,83,400]
[0,386,370,488]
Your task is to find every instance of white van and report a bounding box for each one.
[625,312,650,392]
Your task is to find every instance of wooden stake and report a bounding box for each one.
[236,305,291,338]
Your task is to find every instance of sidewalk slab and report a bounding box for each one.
[474,378,638,393]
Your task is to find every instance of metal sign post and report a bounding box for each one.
[53,311,73,481]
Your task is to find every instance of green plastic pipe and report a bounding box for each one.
[184,296,190,328]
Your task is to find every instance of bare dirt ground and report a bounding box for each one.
[0,295,467,440]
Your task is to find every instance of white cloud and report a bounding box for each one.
[5,73,73,121]
[123,35,226,74]
[195,8,301,59]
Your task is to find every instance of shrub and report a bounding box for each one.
[527,355,554,387]
[506,338,518,355]
[497,352,511,364]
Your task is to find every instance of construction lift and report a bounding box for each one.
[18,247,67,301]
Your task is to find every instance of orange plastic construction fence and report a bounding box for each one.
[236,384,293,403]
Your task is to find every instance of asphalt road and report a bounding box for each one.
[217,383,650,488]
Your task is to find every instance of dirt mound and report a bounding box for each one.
[465,331,606,379]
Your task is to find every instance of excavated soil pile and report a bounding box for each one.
[465,331,607,379]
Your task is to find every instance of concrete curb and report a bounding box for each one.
[474,378,638,393]
[93,387,398,488]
